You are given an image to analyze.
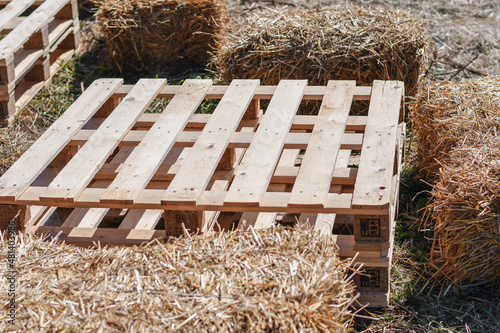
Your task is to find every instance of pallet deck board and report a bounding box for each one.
[162,79,259,206]
[352,80,404,209]
[70,129,364,150]
[0,0,69,59]
[40,79,166,203]
[289,80,355,208]
[0,0,38,32]
[0,79,123,200]
[225,80,307,207]
[101,79,212,205]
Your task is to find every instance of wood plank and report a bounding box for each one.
[47,18,73,45]
[0,0,44,4]
[297,149,352,234]
[61,147,135,229]
[63,207,107,228]
[133,113,367,132]
[225,80,307,207]
[352,80,403,209]
[161,79,259,206]
[289,81,355,208]
[200,179,229,233]
[115,84,372,101]
[13,48,44,82]
[40,79,166,203]
[0,0,37,32]
[13,49,74,113]
[100,79,212,205]
[119,209,163,230]
[71,129,364,150]
[0,0,69,59]
[30,206,58,227]
[15,186,388,214]
[24,205,51,230]
[93,163,357,186]
[29,226,166,245]
[238,212,276,230]
[238,149,300,230]
[0,79,123,201]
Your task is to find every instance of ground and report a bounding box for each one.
[1,0,500,332]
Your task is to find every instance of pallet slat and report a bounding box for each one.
[40,79,166,203]
[70,130,364,150]
[0,0,37,32]
[352,80,404,209]
[0,79,123,200]
[225,80,307,207]
[100,79,212,205]
[289,80,355,208]
[162,79,260,206]
[0,0,69,60]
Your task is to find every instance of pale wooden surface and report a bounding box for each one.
[0,79,122,200]
[115,84,372,101]
[352,80,403,209]
[0,0,37,32]
[238,149,300,231]
[101,79,212,205]
[289,81,355,208]
[127,113,368,131]
[162,79,259,206]
[0,0,69,60]
[71,129,364,150]
[119,209,163,230]
[40,79,166,203]
[225,80,307,207]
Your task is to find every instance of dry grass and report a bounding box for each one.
[0,226,359,332]
[411,76,500,181]
[429,136,500,286]
[212,5,427,114]
[96,0,227,74]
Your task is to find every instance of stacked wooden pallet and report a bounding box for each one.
[0,0,80,125]
[0,78,404,307]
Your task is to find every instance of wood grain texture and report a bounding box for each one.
[352,80,403,209]
[0,79,123,200]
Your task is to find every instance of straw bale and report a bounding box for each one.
[96,0,227,73]
[0,225,359,332]
[411,76,500,180]
[429,136,500,286]
[211,6,427,115]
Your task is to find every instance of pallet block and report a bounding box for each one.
[0,0,80,125]
[0,78,405,307]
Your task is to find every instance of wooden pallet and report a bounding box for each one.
[0,0,80,125]
[0,78,404,307]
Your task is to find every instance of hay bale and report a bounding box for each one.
[411,76,500,180]
[96,0,226,73]
[211,6,427,114]
[0,225,359,332]
[430,136,500,286]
